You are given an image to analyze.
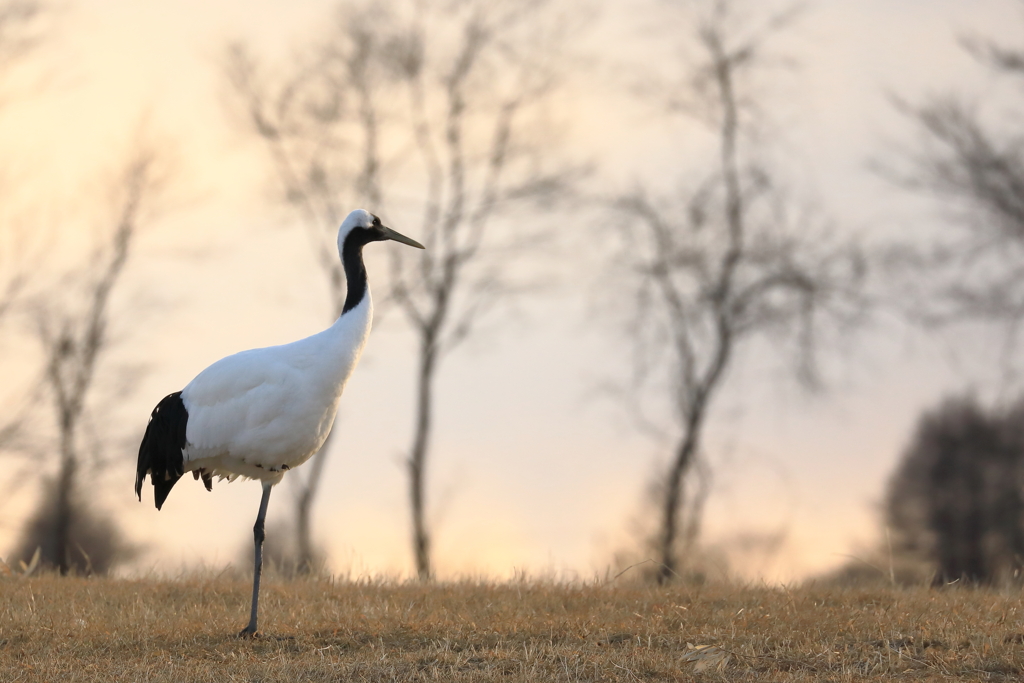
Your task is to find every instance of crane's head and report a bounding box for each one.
[337,209,425,257]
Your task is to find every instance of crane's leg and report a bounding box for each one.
[239,481,273,637]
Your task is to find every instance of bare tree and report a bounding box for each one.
[227,0,578,580]
[9,147,163,574]
[886,21,1024,354]
[612,0,863,583]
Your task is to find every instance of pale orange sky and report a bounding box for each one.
[0,0,1021,583]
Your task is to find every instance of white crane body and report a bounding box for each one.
[134,209,423,637]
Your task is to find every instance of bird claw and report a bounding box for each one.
[238,626,260,639]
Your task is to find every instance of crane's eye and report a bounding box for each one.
[371,215,381,227]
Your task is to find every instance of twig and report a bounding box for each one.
[613,663,644,682]
[605,558,682,585]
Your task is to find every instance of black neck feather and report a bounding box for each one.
[341,227,377,314]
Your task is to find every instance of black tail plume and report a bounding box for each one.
[136,392,188,510]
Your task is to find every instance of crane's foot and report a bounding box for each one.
[238,625,260,639]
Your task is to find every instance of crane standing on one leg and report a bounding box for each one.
[135,209,424,637]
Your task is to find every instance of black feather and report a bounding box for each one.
[341,226,381,313]
[136,392,188,510]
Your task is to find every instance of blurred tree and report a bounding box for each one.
[8,475,135,575]
[888,22,1024,357]
[0,0,52,516]
[0,0,50,323]
[226,0,579,580]
[7,147,165,575]
[612,0,863,583]
[885,396,1024,585]
[0,0,47,97]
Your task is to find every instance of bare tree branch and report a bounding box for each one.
[886,18,1024,348]
[613,0,863,583]
[0,0,45,71]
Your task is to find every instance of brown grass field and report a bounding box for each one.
[1,573,1023,681]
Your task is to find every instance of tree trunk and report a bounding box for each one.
[295,482,314,573]
[53,413,76,575]
[408,330,438,581]
[963,466,986,582]
[657,410,703,584]
[294,427,332,574]
[656,325,732,584]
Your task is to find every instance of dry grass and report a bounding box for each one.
[1,573,1023,681]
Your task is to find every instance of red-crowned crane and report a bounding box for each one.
[135,209,424,637]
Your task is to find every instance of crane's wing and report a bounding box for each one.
[180,345,338,469]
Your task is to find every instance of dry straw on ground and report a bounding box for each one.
[1,573,1023,681]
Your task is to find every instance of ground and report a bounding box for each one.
[0,573,1022,681]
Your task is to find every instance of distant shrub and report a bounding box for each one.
[7,476,139,575]
[884,395,1024,585]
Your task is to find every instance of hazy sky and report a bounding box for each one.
[0,0,1021,582]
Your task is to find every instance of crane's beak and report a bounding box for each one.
[382,226,425,249]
